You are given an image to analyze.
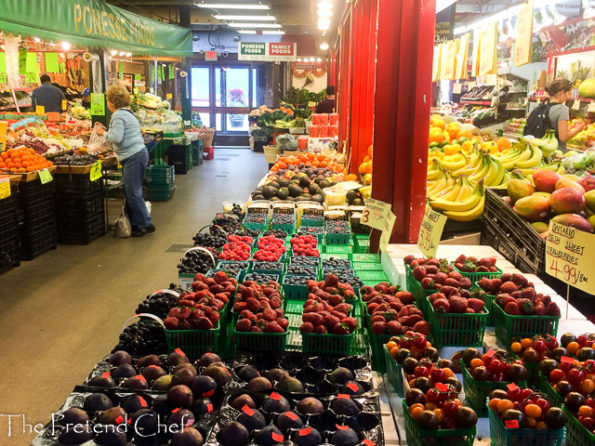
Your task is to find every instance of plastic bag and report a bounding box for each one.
[115,214,131,238]
[87,128,112,154]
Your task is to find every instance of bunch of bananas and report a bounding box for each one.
[427,176,486,222]
[491,141,543,169]
[519,130,558,158]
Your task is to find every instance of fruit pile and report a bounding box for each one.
[286,264,317,276]
[290,235,319,256]
[385,334,440,370]
[216,261,249,277]
[284,275,317,285]
[252,236,287,262]
[452,254,499,273]
[112,320,167,356]
[429,290,486,314]
[177,248,217,275]
[464,349,529,383]
[263,229,288,238]
[212,213,240,234]
[235,228,260,238]
[298,225,324,237]
[561,332,595,357]
[164,272,235,330]
[506,168,595,234]
[322,257,351,269]
[219,235,253,261]
[0,147,54,173]
[542,357,595,398]
[495,289,560,316]
[488,386,567,429]
[192,230,227,249]
[476,272,534,294]
[244,273,279,283]
[135,289,180,319]
[243,214,267,225]
[252,261,284,273]
[405,255,472,294]
[326,220,350,234]
[271,214,295,226]
[233,281,283,313]
[510,336,562,364]
[564,387,595,435]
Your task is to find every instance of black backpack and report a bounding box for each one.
[523,102,559,138]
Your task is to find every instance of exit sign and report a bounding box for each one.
[205,51,217,61]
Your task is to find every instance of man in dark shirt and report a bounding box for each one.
[316,85,336,113]
[31,74,66,113]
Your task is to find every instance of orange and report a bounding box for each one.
[409,403,425,413]
[567,341,580,355]
[345,174,358,181]
[520,338,533,349]
[430,115,445,130]
[446,122,461,140]
[510,342,522,353]
[429,127,446,144]
[0,152,7,159]
[390,346,400,359]
[457,129,473,139]
[497,399,514,413]
[367,144,373,158]
[496,137,512,151]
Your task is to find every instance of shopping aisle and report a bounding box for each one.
[0,149,267,443]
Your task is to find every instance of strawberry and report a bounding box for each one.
[545,302,560,316]
[324,315,340,330]
[504,301,521,315]
[300,322,314,333]
[412,320,430,335]
[467,298,485,313]
[197,317,214,330]
[277,318,289,329]
[315,324,328,334]
[263,309,277,322]
[164,317,179,329]
[265,322,284,333]
[387,320,402,335]
[342,317,357,331]
[236,318,252,332]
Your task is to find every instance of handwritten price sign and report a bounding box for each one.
[417,206,447,258]
[378,212,396,252]
[361,199,392,231]
[545,221,595,294]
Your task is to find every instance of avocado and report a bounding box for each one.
[299,176,311,188]
[319,180,331,189]
[353,198,364,206]
[277,178,290,187]
[277,187,289,200]
[268,181,280,189]
[252,194,264,200]
[309,184,321,195]
[289,184,303,198]
[346,190,358,203]
[262,186,278,199]
[311,194,324,204]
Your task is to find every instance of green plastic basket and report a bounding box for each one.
[366,327,392,372]
[472,285,496,326]
[451,263,503,281]
[402,400,476,446]
[250,261,285,276]
[320,253,351,261]
[302,331,354,355]
[300,217,324,227]
[285,299,305,315]
[282,276,311,300]
[488,407,564,446]
[357,270,389,287]
[510,352,540,387]
[460,359,524,417]
[352,253,380,263]
[165,319,223,359]
[233,327,288,352]
[271,223,296,234]
[354,239,370,254]
[383,344,404,396]
[353,262,383,272]
[324,244,353,255]
[427,298,488,348]
[563,405,595,446]
[493,304,560,347]
[539,372,563,407]
[325,233,351,245]
[243,221,268,232]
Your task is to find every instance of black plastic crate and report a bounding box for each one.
[54,173,104,196]
[0,234,20,273]
[167,144,190,175]
[55,192,104,217]
[0,194,19,219]
[22,199,56,229]
[0,211,21,239]
[58,214,106,245]
[17,181,55,207]
[21,222,57,260]
[482,188,544,274]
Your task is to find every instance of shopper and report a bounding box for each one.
[31,74,66,113]
[94,84,154,237]
[81,88,91,109]
[316,85,336,113]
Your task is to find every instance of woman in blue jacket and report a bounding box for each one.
[95,84,154,237]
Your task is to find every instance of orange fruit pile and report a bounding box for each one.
[0,148,53,173]
[271,152,343,172]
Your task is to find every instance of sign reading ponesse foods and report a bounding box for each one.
[238,42,297,62]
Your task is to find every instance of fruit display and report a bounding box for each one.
[219,235,253,261]
[494,287,561,316]
[135,289,180,319]
[263,229,288,238]
[252,235,287,262]
[215,261,250,277]
[112,320,168,356]
[356,144,374,186]
[560,332,595,356]
[452,254,499,273]
[464,349,529,383]
[192,230,227,249]
[503,118,526,139]
[578,78,595,98]
[567,122,595,150]
[385,333,440,364]
[429,289,486,314]
[244,273,279,283]
[286,264,318,276]
[290,234,319,256]
[410,261,472,294]
[212,213,241,234]
[233,281,284,315]
[0,146,54,173]
[178,248,217,275]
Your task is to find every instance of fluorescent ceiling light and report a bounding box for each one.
[318,9,333,17]
[196,3,270,9]
[320,42,329,50]
[237,29,257,34]
[228,23,281,28]
[317,18,331,30]
[213,15,275,20]
[318,1,333,8]
[317,57,322,62]
[61,41,71,51]
[262,30,285,35]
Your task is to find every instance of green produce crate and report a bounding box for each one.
[271,223,296,234]
[282,276,310,300]
[285,299,305,315]
[353,262,384,272]
[451,263,503,281]
[320,253,351,261]
[233,327,288,352]
[250,261,285,276]
[357,270,389,287]
[461,360,525,417]
[145,165,175,183]
[302,331,353,355]
[472,285,496,326]
[539,372,563,407]
[383,344,404,396]
[402,400,476,446]
[147,182,175,201]
[325,233,351,245]
[243,221,268,232]
[352,253,380,263]
[366,328,391,372]
[301,217,324,227]
[324,244,353,255]
[563,405,595,446]
[165,318,223,359]
[493,304,560,347]
[488,407,564,446]
[284,327,368,356]
[427,298,488,348]
[354,239,370,253]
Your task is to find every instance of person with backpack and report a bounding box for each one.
[523,78,584,150]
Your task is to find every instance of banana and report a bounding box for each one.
[440,154,467,171]
[429,181,483,212]
[490,171,511,189]
[426,172,447,196]
[432,178,462,201]
[455,176,473,200]
[469,156,490,183]
[516,146,533,163]
[515,145,543,169]
[489,158,505,186]
[443,195,486,221]
[483,157,501,186]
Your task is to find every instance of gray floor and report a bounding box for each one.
[0,148,267,444]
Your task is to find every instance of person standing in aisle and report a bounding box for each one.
[545,78,585,150]
[94,84,155,237]
[316,85,336,113]
[31,74,66,113]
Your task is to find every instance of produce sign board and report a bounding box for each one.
[379,212,396,253]
[238,42,297,62]
[362,198,392,231]
[545,221,595,294]
[417,206,447,258]
[0,178,10,200]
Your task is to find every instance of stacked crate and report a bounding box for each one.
[54,174,106,244]
[0,192,21,273]
[146,165,175,201]
[18,180,57,259]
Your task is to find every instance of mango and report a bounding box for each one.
[589,214,595,230]
[549,187,586,214]
[533,170,561,193]
[514,195,550,222]
[585,190,595,213]
[507,178,535,204]
[530,222,549,234]
[555,177,585,194]
[580,174,595,192]
[552,213,593,233]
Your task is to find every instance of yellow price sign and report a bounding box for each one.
[0,178,10,200]
[417,206,448,258]
[361,198,392,231]
[546,221,595,294]
[38,168,53,184]
[61,100,67,111]
[166,93,173,99]
[35,105,45,115]
[378,212,396,253]
[90,161,102,182]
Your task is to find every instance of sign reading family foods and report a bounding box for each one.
[545,221,595,294]
[417,206,448,258]
[238,42,297,62]
[0,0,191,57]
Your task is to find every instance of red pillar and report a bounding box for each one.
[371,0,435,244]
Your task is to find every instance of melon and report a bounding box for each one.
[578,78,595,99]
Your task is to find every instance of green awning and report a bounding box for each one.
[0,0,192,57]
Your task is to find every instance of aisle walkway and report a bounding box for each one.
[0,148,267,444]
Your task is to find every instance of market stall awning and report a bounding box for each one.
[0,0,192,57]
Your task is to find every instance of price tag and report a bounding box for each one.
[207,403,213,412]
[25,72,38,84]
[435,383,449,392]
[101,371,111,378]
[166,93,173,99]
[362,440,375,446]
[362,198,392,230]
[485,349,496,357]
[572,100,580,110]
[174,348,186,356]
[272,432,284,442]
[452,83,462,94]
[203,389,215,397]
[90,161,102,182]
[38,168,53,184]
[35,105,45,115]
[546,221,595,294]
[346,382,359,392]
[115,416,124,424]
[417,205,447,258]
[337,394,350,399]
[507,383,519,392]
[505,420,519,429]
[335,425,349,431]
[379,212,396,253]
[242,405,255,416]
[285,412,299,421]
[561,356,575,364]
[134,375,147,383]
[133,87,139,94]
[299,428,311,437]
[270,392,282,400]
[0,178,11,200]
[61,100,67,111]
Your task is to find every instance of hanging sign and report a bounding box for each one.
[513,0,534,67]
[205,51,218,61]
[35,106,45,115]
[118,62,123,80]
[238,42,297,62]
[62,100,68,111]
[545,221,595,294]
[90,93,105,116]
[0,73,7,84]
[572,100,581,110]
[379,212,396,253]
[26,52,38,74]
[0,178,10,200]
[45,53,59,73]
[90,161,102,181]
[441,39,458,81]
[0,53,6,73]
[0,121,6,152]
[26,72,38,84]
[417,206,448,258]
[362,198,393,231]
[432,44,443,82]
[168,66,175,79]
[38,168,53,184]
[471,29,481,78]
[134,73,141,81]
[479,23,498,76]
[18,49,27,75]
[455,34,470,80]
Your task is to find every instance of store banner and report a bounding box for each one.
[471,29,480,78]
[455,34,469,80]
[238,42,297,62]
[479,23,498,76]
[441,39,458,81]
[18,49,26,75]
[432,44,442,82]
[0,0,192,56]
[513,0,534,67]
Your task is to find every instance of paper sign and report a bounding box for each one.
[90,93,105,116]
[203,389,215,397]
[0,73,6,84]
[139,397,148,407]
[166,93,173,99]
[26,52,38,74]
[452,83,462,95]
[299,428,311,436]
[435,383,449,392]
[561,356,575,364]
[62,100,67,111]
[346,382,359,392]
[362,198,392,230]
[45,52,59,73]
[455,34,470,79]
[101,371,111,378]
[159,65,165,82]
[18,50,26,75]
[471,29,481,77]
[270,392,282,400]
[337,394,350,399]
[0,178,9,200]
[285,412,298,421]
[513,0,533,67]
[38,168,53,184]
[90,161,102,181]
[379,212,396,252]
[479,23,497,76]
[572,100,581,110]
[362,441,375,446]
[441,39,458,80]
[26,72,38,84]
[134,73,141,81]
[546,221,595,294]
[0,53,5,73]
[207,403,213,412]
[335,425,349,431]
[118,62,123,80]
[507,383,519,391]
[417,206,447,258]
[432,44,443,82]
[35,105,45,115]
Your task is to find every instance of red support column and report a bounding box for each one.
[371,0,435,244]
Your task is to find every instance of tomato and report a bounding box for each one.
[524,404,542,419]
[579,405,595,418]
[580,379,595,394]
[497,399,514,414]
[488,398,501,412]
[549,369,566,383]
